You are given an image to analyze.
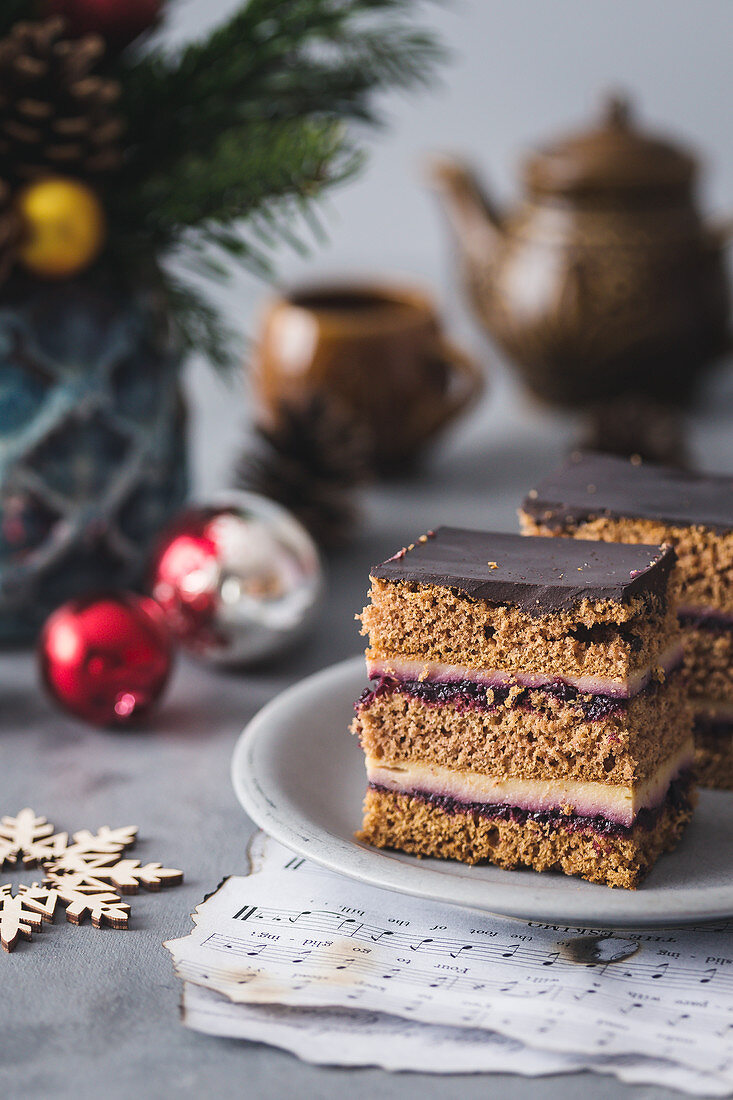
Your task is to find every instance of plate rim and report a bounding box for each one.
[231,655,733,928]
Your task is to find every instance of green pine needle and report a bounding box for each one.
[161,274,240,370]
[105,0,443,367]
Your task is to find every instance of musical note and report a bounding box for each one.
[245,944,267,957]
[410,937,434,952]
[338,918,363,936]
[499,944,519,958]
[288,910,312,924]
[700,967,717,983]
[651,962,669,980]
[428,976,456,989]
[449,944,473,960]
[542,952,559,967]
[370,930,395,943]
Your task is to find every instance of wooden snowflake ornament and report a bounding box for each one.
[0,809,183,952]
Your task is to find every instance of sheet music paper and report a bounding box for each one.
[182,983,733,1094]
[166,835,733,1095]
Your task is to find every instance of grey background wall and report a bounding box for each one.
[161,0,733,490]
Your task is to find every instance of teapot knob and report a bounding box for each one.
[603,93,632,129]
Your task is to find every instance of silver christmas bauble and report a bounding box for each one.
[150,491,323,665]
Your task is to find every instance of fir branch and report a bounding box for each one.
[109,0,443,366]
[159,271,240,370]
[117,118,359,247]
[113,0,441,245]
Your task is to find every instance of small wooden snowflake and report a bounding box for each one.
[0,808,183,952]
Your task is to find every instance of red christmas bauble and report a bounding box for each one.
[43,0,164,46]
[150,512,221,651]
[39,592,173,727]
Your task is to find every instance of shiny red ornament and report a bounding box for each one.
[39,592,173,727]
[150,510,222,652]
[43,0,164,47]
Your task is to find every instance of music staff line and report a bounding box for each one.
[252,860,733,941]
[177,954,597,1020]
[225,904,733,994]
[199,929,733,1006]
[174,953,733,1068]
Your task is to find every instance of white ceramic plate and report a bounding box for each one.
[232,656,733,927]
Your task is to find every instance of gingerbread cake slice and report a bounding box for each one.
[353,528,695,889]
[520,452,733,789]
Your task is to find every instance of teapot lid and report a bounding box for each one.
[525,95,697,195]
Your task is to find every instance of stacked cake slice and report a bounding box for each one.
[520,452,733,788]
[354,528,695,888]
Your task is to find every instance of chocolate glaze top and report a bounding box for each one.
[523,452,733,533]
[371,528,675,615]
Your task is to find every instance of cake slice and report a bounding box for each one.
[520,452,733,789]
[353,528,695,889]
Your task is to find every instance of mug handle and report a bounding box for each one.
[424,339,484,436]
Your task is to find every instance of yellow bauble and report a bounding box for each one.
[17,178,106,278]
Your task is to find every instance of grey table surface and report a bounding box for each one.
[2,363,733,1100]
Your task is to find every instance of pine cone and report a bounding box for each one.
[235,394,371,549]
[0,17,124,186]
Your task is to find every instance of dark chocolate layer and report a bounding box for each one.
[357,672,670,720]
[368,772,694,839]
[523,452,733,534]
[371,528,675,615]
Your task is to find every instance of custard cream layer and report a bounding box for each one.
[365,740,694,828]
[366,640,684,701]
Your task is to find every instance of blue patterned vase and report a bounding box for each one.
[0,274,188,644]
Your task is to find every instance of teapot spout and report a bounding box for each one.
[429,158,505,266]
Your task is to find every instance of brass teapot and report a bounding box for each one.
[432,96,732,406]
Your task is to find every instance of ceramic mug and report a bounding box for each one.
[252,283,484,472]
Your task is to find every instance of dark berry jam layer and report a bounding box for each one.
[679,608,733,633]
[369,773,694,840]
[693,715,733,738]
[357,671,672,721]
